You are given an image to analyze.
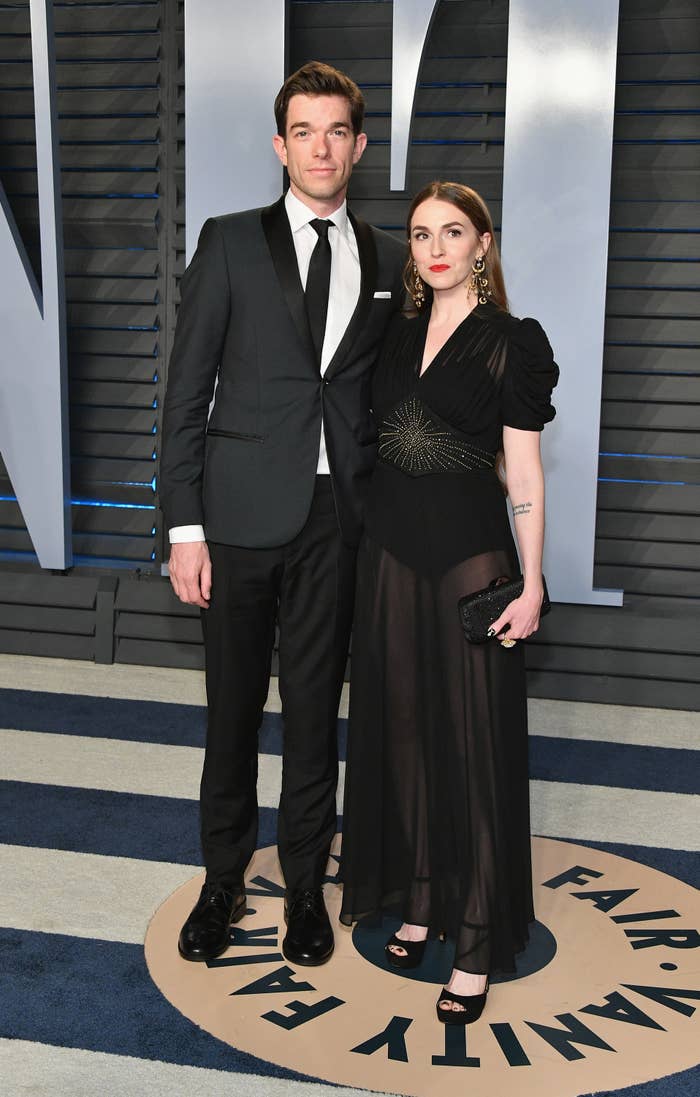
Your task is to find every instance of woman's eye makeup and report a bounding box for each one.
[411,228,464,240]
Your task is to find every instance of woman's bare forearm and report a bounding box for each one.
[503,428,545,597]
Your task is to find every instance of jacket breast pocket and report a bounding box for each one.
[206,428,265,443]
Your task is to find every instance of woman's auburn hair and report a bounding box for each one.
[402,181,509,313]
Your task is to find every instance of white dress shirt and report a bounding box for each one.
[169,190,361,545]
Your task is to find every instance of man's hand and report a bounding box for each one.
[168,541,212,608]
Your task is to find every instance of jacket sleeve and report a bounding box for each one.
[159,218,231,529]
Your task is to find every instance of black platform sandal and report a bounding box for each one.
[384,932,427,970]
[436,978,489,1025]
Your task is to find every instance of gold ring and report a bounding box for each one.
[500,637,517,649]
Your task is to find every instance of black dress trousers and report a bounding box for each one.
[199,476,356,891]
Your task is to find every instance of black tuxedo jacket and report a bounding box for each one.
[159,196,406,547]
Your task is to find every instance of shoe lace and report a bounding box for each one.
[288,889,323,918]
[202,883,235,906]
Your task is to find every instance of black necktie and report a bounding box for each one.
[305,219,332,362]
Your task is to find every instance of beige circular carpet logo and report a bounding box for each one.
[145,836,700,1096]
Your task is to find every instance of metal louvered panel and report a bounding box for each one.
[282,0,700,709]
[289,0,508,239]
[596,0,700,607]
[1,0,699,704]
[0,0,164,568]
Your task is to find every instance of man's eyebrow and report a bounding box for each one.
[289,121,350,131]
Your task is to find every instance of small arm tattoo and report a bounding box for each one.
[512,501,533,517]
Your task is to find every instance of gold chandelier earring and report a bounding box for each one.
[411,261,425,309]
[470,254,491,305]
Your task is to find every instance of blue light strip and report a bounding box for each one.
[66,324,158,331]
[368,139,504,146]
[609,227,698,233]
[600,452,699,461]
[364,111,505,118]
[72,499,156,511]
[0,167,159,175]
[598,477,688,486]
[56,85,160,92]
[0,495,156,512]
[70,555,159,569]
[615,139,700,144]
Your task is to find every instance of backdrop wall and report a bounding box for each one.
[0,0,698,709]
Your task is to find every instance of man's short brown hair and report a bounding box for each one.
[274,61,365,137]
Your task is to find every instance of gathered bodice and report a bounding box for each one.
[364,303,559,575]
[372,303,558,457]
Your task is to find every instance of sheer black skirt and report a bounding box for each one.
[339,535,534,974]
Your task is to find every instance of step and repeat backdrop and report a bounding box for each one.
[0,0,698,707]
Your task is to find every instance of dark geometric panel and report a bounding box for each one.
[597,0,700,607]
[115,636,204,670]
[594,564,700,598]
[70,357,160,384]
[1,604,95,635]
[72,502,155,538]
[0,0,165,568]
[598,456,700,485]
[1,0,699,706]
[0,571,97,608]
[597,480,700,515]
[527,672,700,712]
[593,539,699,569]
[601,400,697,432]
[600,428,700,458]
[526,643,700,685]
[115,610,203,645]
[596,510,699,542]
[0,0,40,282]
[603,344,699,374]
[0,630,95,659]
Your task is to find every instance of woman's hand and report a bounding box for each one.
[488,586,543,643]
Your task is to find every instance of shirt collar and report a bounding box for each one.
[284,188,349,238]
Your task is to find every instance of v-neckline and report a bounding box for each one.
[416,305,482,380]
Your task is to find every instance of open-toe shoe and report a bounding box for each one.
[436,978,489,1025]
[384,932,427,970]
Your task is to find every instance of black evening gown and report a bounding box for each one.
[339,302,558,975]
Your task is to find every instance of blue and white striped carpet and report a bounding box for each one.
[1,654,698,1096]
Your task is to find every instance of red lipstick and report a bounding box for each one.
[429,264,450,272]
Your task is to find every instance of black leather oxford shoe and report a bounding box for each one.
[282,887,334,966]
[178,882,246,962]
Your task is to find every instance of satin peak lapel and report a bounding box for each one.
[325,212,378,379]
[261,198,317,368]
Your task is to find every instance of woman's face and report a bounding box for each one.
[409,197,490,295]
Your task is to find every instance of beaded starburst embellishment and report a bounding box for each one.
[378,396,495,475]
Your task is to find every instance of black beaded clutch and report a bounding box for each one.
[458,575,551,644]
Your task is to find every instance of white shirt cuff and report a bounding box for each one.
[169,524,206,544]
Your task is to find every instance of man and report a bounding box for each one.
[160,61,405,966]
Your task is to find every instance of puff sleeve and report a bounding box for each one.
[501,317,559,431]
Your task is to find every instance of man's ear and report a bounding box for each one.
[272,133,287,167]
[352,131,368,164]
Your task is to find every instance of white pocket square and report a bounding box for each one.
[373,290,392,299]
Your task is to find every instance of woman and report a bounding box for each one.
[339,181,558,1024]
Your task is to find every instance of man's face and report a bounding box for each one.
[273,94,367,210]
